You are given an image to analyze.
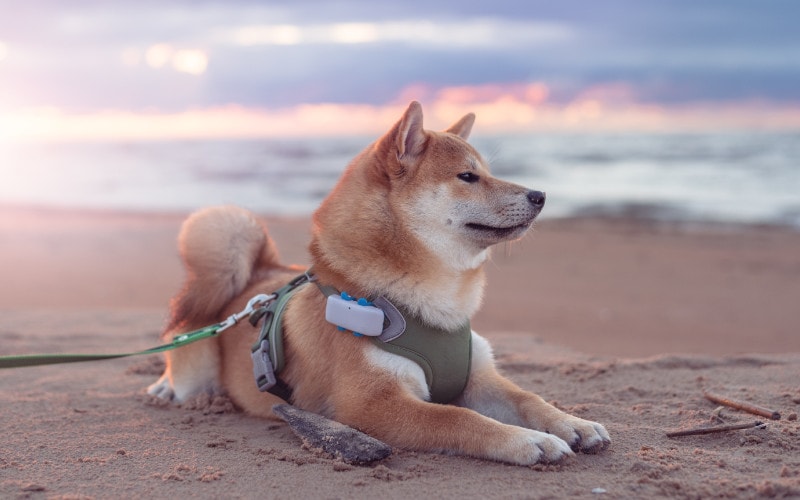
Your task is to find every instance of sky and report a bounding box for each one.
[1,0,799,140]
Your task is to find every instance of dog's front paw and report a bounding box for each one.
[492,429,574,465]
[548,416,610,454]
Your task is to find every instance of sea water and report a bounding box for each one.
[1,132,798,227]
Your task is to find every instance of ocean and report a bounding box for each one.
[1,132,798,227]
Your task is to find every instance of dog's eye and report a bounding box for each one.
[457,172,480,183]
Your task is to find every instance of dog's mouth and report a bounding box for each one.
[464,221,532,240]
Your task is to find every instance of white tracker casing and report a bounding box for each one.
[325,295,385,336]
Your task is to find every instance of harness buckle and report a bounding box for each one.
[251,339,277,392]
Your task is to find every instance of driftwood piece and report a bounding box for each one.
[272,404,392,465]
[703,391,781,420]
[666,420,766,438]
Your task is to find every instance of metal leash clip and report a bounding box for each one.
[217,293,275,333]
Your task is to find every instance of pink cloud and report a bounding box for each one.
[434,82,549,105]
[572,82,640,105]
[1,84,799,143]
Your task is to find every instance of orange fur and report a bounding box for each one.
[148,102,610,465]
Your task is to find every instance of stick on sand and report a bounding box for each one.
[703,391,781,420]
[666,420,766,438]
[272,404,392,465]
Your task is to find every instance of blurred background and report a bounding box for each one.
[0,0,798,225]
[1,0,799,356]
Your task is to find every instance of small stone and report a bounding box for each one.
[592,487,607,494]
[787,412,798,421]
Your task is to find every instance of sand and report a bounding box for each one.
[1,206,799,499]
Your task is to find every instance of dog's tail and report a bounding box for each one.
[166,206,279,331]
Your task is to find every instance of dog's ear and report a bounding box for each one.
[445,112,475,140]
[396,101,426,164]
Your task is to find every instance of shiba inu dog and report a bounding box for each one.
[148,101,610,465]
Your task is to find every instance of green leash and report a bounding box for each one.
[0,324,220,369]
[0,293,274,370]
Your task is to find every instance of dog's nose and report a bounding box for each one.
[527,190,546,208]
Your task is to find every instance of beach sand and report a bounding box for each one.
[1,206,799,498]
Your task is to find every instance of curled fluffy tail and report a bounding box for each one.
[167,206,279,330]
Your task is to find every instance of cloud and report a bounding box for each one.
[0,1,798,120]
[217,18,575,49]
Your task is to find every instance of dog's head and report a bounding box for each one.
[380,101,545,268]
[313,101,545,275]
[312,101,544,322]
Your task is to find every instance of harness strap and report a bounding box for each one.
[250,272,313,400]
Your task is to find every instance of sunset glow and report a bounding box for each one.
[171,49,209,75]
[2,84,798,143]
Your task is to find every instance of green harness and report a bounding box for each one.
[251,273,472,405]
[367,314,472,404]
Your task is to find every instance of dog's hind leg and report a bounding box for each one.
[147,330,221,402]
[148,206,279,402]
[147,323,221,402]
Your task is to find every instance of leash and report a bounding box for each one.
[0,293,275,369]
